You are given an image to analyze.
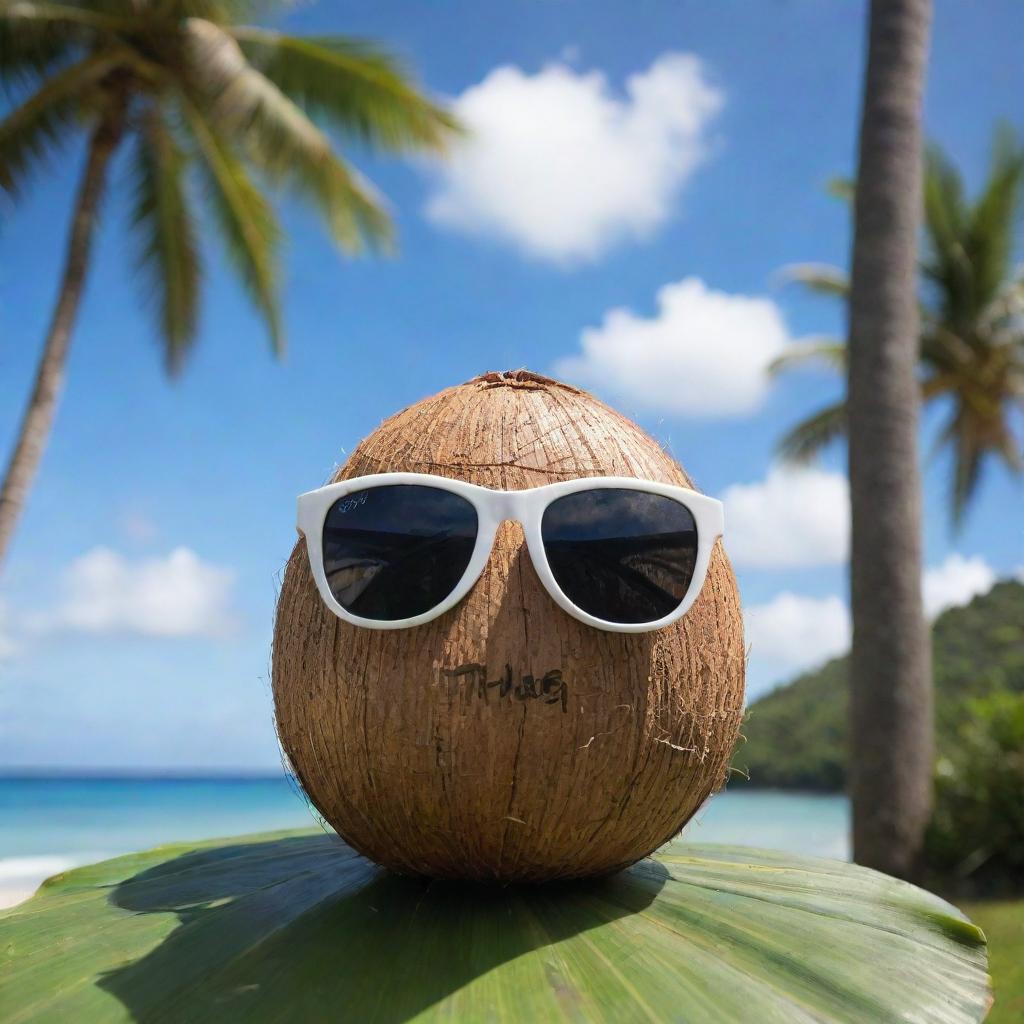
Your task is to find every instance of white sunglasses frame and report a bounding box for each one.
[297,473,724,634]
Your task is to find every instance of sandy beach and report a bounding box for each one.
[0,855,93,911]
[1,885,34,910]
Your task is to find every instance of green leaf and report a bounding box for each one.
[231,26,460,152]
[923,145,976,329]
[0,2,138,47]
[0,3,77,90]
[179,97,283,355]
[182,18,392,252]
[826,176,855,203]
[776,262,850,298]
[129,107,202,374]
[934,399,1013,530]
[777,400,848,463]
[965,125,1024,318]
[0,830,990,1023]
[767,338,847,377]
[0,50,121,196]
[921,125,1024,328]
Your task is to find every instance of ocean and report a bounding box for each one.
[0,777,849,909]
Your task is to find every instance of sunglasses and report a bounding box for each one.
[296,473,724,634]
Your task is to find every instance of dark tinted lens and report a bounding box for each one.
[322,484,478,621]
[541,488,697,624]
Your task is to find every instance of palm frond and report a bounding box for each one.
[182,18,392,252]
[940,405,985,528]
[768,338,847,377]
[923,144,968,252]
[965,124,1024,316]
[981,272,1024,340]
[995,422,1024,474]
[179,96,282,354]
[826,177,855,203]
[920,368,960,401]
[934,395,1022,528]
[777,401,848,464]
[0,50,122,196]
[130,106,201,374]
[165,0,273,20]
[774,129,1023,523]
[922,143,975,328]
[0,2,136,37]
[230,26,460,153]
[919,324,976,377]
[0,3,80,90]
[775,262,849,298]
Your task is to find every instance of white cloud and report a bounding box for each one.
[39,547,237,638]
[425,53,723,263]
[745,593,851,674]
[553,277,791,416]
[923,554,996,618]
[744,554,999,690]
[723,465,849,568]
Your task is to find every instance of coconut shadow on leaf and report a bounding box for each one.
[97,832,668,1023]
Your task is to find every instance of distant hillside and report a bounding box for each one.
[733,580,1024,791]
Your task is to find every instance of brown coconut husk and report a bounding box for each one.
[273,370,745,882]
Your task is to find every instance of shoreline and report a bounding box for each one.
[0,853,107,912]
[0,884,36,910]
[0,787,852,914]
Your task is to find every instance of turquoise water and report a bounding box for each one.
[687,789,849,860]
[0,777,849,901]
[0,776,316,859]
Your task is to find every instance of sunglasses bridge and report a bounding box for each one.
[480,489,534,527]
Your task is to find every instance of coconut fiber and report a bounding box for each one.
[273,370,745,882]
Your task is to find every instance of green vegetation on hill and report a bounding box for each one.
[734,580,1024,792]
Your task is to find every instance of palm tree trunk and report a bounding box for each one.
[0,108,125,568]
[847,0,933,879]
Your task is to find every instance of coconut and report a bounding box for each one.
[273,370,745,882]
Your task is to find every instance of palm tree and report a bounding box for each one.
[772,128,1024,525]
[845,0,933,880]
[0,0,458,566]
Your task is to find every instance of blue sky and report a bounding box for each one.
[1,0,1021,770]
